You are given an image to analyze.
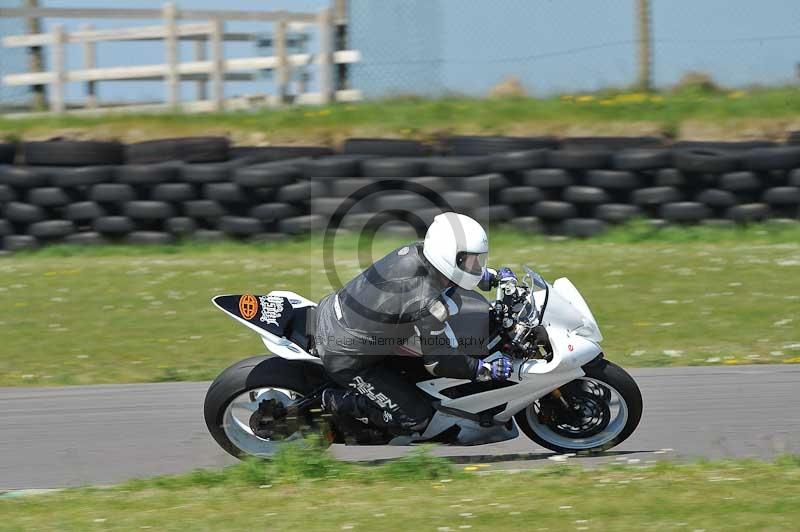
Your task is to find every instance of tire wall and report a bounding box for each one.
[2,136,800,250]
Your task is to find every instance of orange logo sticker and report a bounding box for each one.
[239,294,258,320]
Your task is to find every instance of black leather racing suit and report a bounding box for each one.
[315,242,481,432]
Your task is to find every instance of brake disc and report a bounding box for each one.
[540,390,611,439]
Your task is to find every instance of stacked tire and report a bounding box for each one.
[3,135,800,250]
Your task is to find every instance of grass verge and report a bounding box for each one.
[1,222,799,386]
[2,87,800,144]
[2,443,799,531]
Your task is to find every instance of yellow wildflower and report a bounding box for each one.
[615,93,647,104]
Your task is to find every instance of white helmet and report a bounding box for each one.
[423,212,489,290]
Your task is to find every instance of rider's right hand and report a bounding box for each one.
[475,355,513,382]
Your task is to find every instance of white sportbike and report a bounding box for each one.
[204,266,643,457]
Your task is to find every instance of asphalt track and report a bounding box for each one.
[2,364,799,490]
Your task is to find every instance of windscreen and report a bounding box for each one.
[520,265,548,324]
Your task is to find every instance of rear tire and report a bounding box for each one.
[204,355,326,459]
[515,359,642,454]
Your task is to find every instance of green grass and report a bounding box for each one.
[2,87,799,144]
[1,222,800,386]
[2,444,799,531]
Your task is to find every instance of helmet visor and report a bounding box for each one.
[455,251,488,276]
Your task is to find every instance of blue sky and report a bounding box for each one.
[2,0,799,104]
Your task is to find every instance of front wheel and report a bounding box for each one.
[515,359,642,454]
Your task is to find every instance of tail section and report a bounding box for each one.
[212,291,319,362]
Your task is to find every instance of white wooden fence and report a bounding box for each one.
[0,2,360,114]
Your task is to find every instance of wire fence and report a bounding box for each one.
[2,0,799,109]
[348,0,800,99]
[0,0,27,110]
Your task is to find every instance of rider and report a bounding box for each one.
[315,212,516,436]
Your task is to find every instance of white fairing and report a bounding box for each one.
[547,278,603,342]
[418,326,602,428]
[410,276,604,444]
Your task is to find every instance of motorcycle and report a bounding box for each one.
[204,266,643,458]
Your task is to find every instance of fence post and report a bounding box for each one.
[163,2,179,108]
[24,0,46,110]
[50,24,66,113]
[274,18,289,104]
[81,23,97,109]
[194,36,207,101]
[209,18,224,111]
[636,0,652,91]
[317,7,333,104]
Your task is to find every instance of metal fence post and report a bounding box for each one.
[275,18,289,104]
[50,24,66,113]
[81,23,97,108]
[163,2,179,107]
[317,7,333,104]
[210,18,224,111]
[636,0,652,91]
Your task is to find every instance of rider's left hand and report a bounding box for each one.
[476,355,513,382]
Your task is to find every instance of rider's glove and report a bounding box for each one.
[478,267,498,291]
[475,355,513,382]
[497,267,517,283]
[478,267,516,291]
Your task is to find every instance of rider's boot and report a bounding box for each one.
[321,388,401,443]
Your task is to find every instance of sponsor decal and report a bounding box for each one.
[259,295,285,326]
[397,246,409,256]
[568,344,574,352]
[239,294,259,320]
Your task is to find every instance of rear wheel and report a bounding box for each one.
[515,359,642,454]
[204,355,328,459]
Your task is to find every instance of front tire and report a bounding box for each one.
[515,359,642,454]
[204,355,325,459]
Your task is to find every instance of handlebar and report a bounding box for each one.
[490,279,552,361]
